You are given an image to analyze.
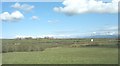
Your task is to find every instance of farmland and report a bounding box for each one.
[2,38,118,64]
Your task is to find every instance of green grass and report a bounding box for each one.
[0,53,1,65]
[2,47,118,64]
[2,38,118,53]
[2,38,118,64]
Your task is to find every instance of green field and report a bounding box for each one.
[3,47,118,64]
[2,38,118,64]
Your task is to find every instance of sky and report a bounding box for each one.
[0,0,119,38]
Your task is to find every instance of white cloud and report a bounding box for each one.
[54,0,119,15]
[38,34,71,38]
[15,34,71,38]
[31,16,39,20]
[11,2,21,9]
[48,19,59,23]
[0,11,24,22]
[11,3,34,12]
[94,26,118,35]
[14,25,118,39]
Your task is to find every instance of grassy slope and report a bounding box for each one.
[2,47,118,64]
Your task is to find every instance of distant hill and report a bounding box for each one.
[84,35,118,38]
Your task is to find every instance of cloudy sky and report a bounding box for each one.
[0,0,119,38]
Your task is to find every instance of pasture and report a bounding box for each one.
[2,47,118,64]
[2,38,118,64]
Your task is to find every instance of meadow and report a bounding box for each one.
[2,38,119,64]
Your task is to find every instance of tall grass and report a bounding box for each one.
[2,38,118,53]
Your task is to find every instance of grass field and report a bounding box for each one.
[2,38,118,53]
[3,47,118,64]
[2,38,118,64]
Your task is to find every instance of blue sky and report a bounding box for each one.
[1,0,118,38]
